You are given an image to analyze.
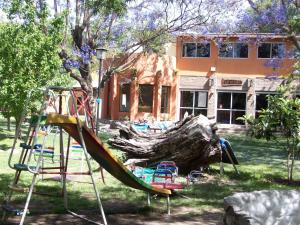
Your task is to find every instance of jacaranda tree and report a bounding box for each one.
[239,0,299,52]
[236,0,300,181]
[5,0,240,101]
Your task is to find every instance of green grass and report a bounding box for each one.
[0,115,300,220]
[0,116,16,151]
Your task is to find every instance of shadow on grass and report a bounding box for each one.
[0,173,12,201]
[0,144,11,151]
[224,135,286,165]
[0,173,147,217]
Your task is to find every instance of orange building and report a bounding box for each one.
[100,33,299,126]
[100,53,177,122]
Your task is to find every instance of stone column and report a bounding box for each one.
[246,78,255,117]
[130,78,138,121]
[154,71,162,121]
[170,73,177,121]
[207,75,217,121]
[110,74,118,120]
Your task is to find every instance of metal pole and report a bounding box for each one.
[70,91,107,225]
[19,174,38,225]
[224,149,239,175]
[96,58,103,136]
[59,93,66,187]
[220,147,224,176]
[95,58,106,184]
[167,195,170,215]
[147,193,151,206]
[20,130,48,225]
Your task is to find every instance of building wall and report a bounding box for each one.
[99,35,298,125]
[176,36,295,77]
[175,35,298,126]
[101,54,177,121]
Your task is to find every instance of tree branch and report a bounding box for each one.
[59,49,83,83]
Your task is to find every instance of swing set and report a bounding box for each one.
[1,86,172,225]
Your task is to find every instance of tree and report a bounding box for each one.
[235,0,300,181]
[108,114,223,174]
[239,0,299,52]
[4,0,240,101]
[61,0,243,101]
[0,3,70,125]
[240,65,300,182]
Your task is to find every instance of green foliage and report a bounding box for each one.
[5,0,49,24]
[0,17,70,121]
[89,0,127,16]
[241,74,300,181]
[137,30,171,55]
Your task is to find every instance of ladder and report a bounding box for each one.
[1,87,107,225]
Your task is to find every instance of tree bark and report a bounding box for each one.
[7,116,11,131]
[108,115,221,174]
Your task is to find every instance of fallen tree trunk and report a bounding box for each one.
[108,115,221,174]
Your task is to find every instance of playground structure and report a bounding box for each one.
[220,138,239,175]
[1,86,171,225]
[131,161,184,190]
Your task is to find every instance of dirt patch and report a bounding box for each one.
[4,209,223,225]
[2,199,223,225]
[271,177,300,186]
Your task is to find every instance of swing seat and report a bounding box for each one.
[151,182,184,190]
[33,144,55,162]
[150,169,184,190]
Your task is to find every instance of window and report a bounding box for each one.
[182,43,210,57]
[161,86,170,113]
[255,93,275,117]
[258,43,285,58]
[197,43,210,57]
[119,84,130,112]
[179,91,207,119]
[217,92,246,125]
[219,43,248,58]
[234,43,248,58]
[138,84,153,112]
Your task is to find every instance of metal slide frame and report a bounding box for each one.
[2,86,172,225]
[1,87,107,225]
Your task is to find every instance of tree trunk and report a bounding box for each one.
[108,115,221,174]
[14,117,21,140]
[7,116,11,131]
[288,149,295,183]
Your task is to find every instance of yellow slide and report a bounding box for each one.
[46,113,171,196]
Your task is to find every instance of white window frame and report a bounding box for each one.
[179,89,208,118]
[218,42,249,59]
[119,83,131,112]
[216,91,247,124]
[257,42,285,59]
[182,42,211,58]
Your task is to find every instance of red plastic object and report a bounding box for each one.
[151,182,184,190]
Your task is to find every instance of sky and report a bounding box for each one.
[0,0,251,33]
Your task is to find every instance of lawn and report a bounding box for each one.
[0,116,299,224]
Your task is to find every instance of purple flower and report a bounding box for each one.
[238,1,289,33]
[147,20,156,30]
[214,37,224,47]
[81,44,91,53]
[264,58,283,69]
[265,72,280,80]
[237,35,249,42]
[64,59,80,69]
